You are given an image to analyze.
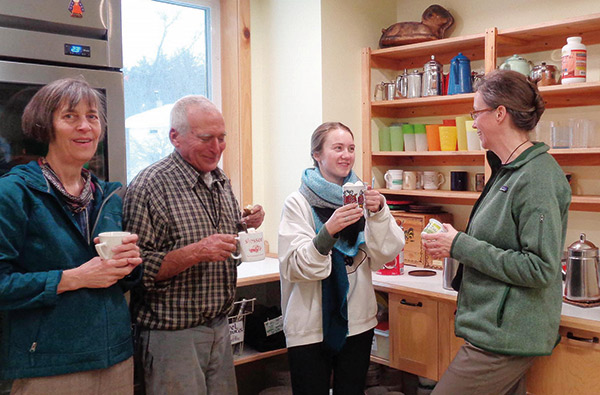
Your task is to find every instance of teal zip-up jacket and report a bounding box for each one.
[451,143,571,356]
[0,162,138,379]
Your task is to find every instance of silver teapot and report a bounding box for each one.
[564,233,600,302]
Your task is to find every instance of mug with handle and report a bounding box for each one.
[423,171,445,190]
[403,171,418,190]
[231,228,266,262]
[95,231,131,260]
[384,169,403,190]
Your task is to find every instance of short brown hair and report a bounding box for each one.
[310,122,354,167]
[21,77,106,143]
[477,69,545,131]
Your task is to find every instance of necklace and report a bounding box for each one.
[194,180,222,231]
[504,140,529,164]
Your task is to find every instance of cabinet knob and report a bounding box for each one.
[400,298,423,307]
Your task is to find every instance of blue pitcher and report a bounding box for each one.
[448,53,472,95]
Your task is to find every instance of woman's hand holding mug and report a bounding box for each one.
[364,187,384,213]
[325,203,363,235]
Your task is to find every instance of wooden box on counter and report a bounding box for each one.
[391,211,453,269]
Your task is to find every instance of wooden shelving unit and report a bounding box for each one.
[234,258,284,367]
[234,347,287,366]
[362,13,600,214]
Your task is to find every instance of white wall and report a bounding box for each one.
[252,0,600,250]
[251,0,323,251]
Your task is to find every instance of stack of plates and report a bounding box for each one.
[387,200,413,211]
[407,204,442,213]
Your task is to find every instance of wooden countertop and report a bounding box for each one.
[236,258,600,332]
[374,268,600,332]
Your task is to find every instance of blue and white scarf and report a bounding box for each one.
[299,167,365,352]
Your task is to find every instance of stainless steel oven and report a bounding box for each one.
[0,0,126,184]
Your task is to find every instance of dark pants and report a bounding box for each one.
[287,329,374,395]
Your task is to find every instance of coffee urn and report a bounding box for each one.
[564,233,600,302]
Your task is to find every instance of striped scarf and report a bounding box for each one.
[38,157,93,213]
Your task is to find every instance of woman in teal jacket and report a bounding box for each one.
[0,78,142,394]
[422,70,571,395]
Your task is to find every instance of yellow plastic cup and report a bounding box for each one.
[439,126,457,151]
[456,116,470,151]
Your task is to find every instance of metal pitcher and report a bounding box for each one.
[422,55,443,96]
[407,70,422,98]
[374,81,396,101]
[442,258,459,290]
[395,69,409,98]
[564,233,600,302]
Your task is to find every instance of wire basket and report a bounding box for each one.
[228,298,256,356]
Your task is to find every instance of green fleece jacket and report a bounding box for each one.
[451,143,571,356]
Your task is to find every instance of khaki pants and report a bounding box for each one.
[432,342,535,395]
[140,316,237,395]
[11,357,133,395]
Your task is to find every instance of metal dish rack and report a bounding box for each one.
[228,298,256,356]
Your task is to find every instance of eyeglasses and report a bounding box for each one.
[469,107,495,120]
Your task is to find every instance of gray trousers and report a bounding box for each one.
[432,342,536,395]
[140,316,237,395]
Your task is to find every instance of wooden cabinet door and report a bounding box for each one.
[389,292,438,380]
[438,301,464,378]
[527,326,600,395]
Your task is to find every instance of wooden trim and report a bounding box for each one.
[220,0,253,206]
[362,48,373,183]
[484,27,498,73]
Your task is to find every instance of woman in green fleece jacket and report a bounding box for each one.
[422,70,571,395]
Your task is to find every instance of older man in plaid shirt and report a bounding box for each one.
[124,95,264,395]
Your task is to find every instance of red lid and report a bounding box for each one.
[442,119,456,126]
[375,321,390,331]
[387,200,413,205]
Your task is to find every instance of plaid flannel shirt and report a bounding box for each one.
[124,151,241,330]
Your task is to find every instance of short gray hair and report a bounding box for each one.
[170,95,218,134]
[22,77,105,143]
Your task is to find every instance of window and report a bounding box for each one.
[122,0,221,183]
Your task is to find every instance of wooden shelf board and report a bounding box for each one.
[372,93,474,118]
[370,354,391,367]
[570,195,600,212]
[372,151,486,166]
[373,150,484,158]
[497,14,600,57]
[370,33,485,70]
[379,189,480,206]
[550,148,600,166]
[233,347,287,366]
[539,82,600,109]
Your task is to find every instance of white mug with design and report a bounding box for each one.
[95,231,131,260]
[384,169,403,190]
[231,228,265,262]
[423,171,445,190]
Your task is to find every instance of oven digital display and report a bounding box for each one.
[64,44,91,57]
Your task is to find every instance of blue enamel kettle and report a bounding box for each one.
[447,53,472,95]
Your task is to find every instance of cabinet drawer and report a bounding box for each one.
[527,327,600,395]
[389,292,438,380]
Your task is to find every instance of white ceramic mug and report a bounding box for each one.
[403,171,418,190]
[95,231,131,260]
[384,170,403,190]
[423,171,445,190]
[231,228,265,262]
[342,181,366,208]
